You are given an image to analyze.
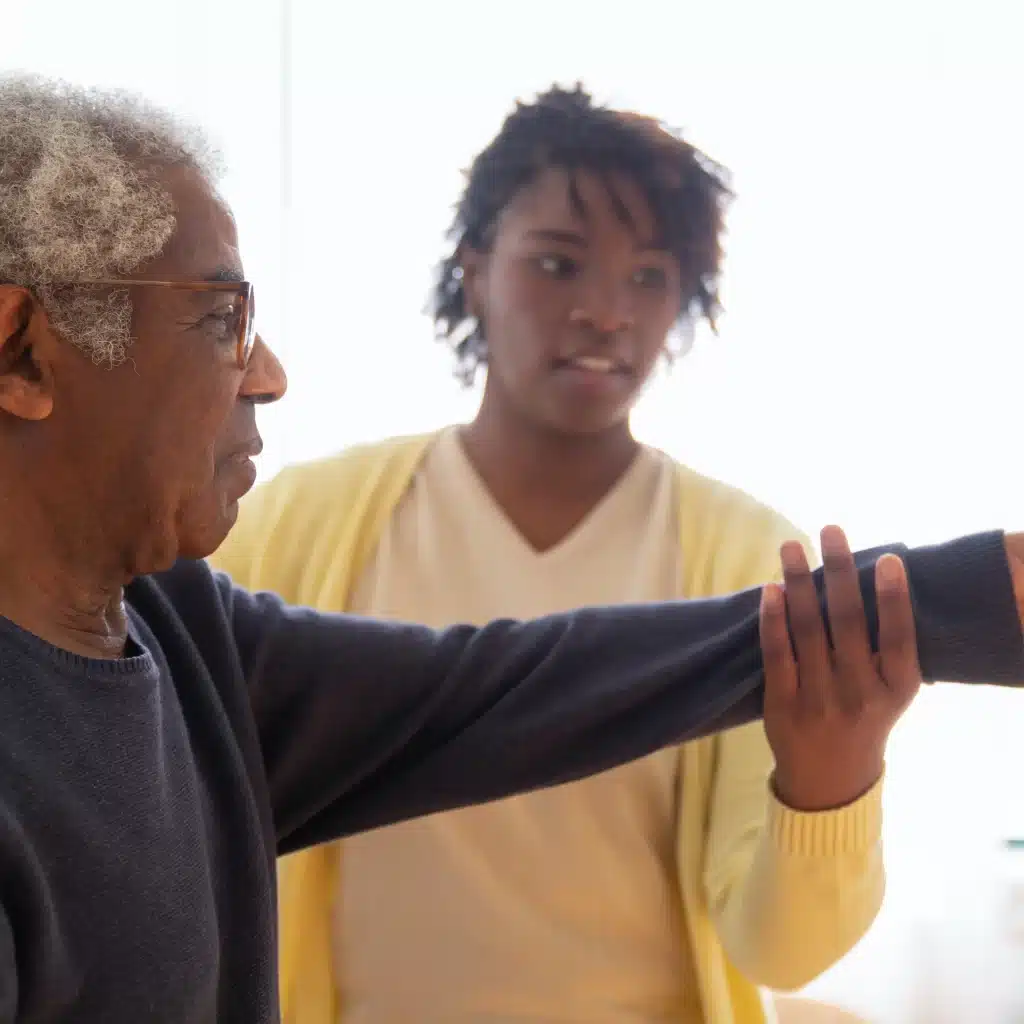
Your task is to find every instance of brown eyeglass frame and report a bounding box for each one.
[69,279,255,369]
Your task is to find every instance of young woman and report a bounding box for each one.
[212,86,937,1022]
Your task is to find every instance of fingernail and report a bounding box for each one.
[877,555,905,592]
[820,525,845,555]
[780,541,805,572]
[762,583,784,611]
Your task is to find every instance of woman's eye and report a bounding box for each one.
[536,254,579,279]
[633,266,668,289]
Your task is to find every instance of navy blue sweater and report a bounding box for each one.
[0,531,1020,1022]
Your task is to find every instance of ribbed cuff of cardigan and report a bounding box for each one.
[766,772,884,856]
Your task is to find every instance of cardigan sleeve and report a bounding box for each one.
[697,535,885,990]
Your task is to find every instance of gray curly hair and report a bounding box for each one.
[0,73,223,365]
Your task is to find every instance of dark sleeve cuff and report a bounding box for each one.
[903,530,1024,685]
[846,530,1024,685]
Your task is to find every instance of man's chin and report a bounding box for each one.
[177,498,240,564]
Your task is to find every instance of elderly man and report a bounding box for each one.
[0,73,1021,1024]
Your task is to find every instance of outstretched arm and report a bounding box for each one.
[214,529,1022,854]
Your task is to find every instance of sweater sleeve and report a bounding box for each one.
[0,911,13,1024]
[217,530,1023,855]
[702,708,887,990]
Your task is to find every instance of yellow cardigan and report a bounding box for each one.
[210,433,885,1024]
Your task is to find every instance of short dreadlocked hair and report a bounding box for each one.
[431,83,733,385]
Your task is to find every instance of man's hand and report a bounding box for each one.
[1004,532,1024,631]
[760,525,921,812]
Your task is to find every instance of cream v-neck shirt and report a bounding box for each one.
[338,427,700,1023]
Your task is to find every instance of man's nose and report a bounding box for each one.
[240,333,288,404]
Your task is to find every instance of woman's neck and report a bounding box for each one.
[459,402,640,552]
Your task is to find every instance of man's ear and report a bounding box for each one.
[0,286,55,421]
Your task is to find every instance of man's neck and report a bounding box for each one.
[0,527,129,659]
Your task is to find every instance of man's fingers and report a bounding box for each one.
[760,582,797,707]
[780,539,831,705]
[820,525,874,699]
[875,554,922,701]
[1004,532,1024,631]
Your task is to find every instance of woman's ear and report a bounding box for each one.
[0,287,55,421]
[459,245,487,321]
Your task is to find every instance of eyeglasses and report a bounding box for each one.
[66,279,256,369]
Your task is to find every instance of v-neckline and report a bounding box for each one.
[439,427,650,563]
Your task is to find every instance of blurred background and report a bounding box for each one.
[6,1,1023,1018]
